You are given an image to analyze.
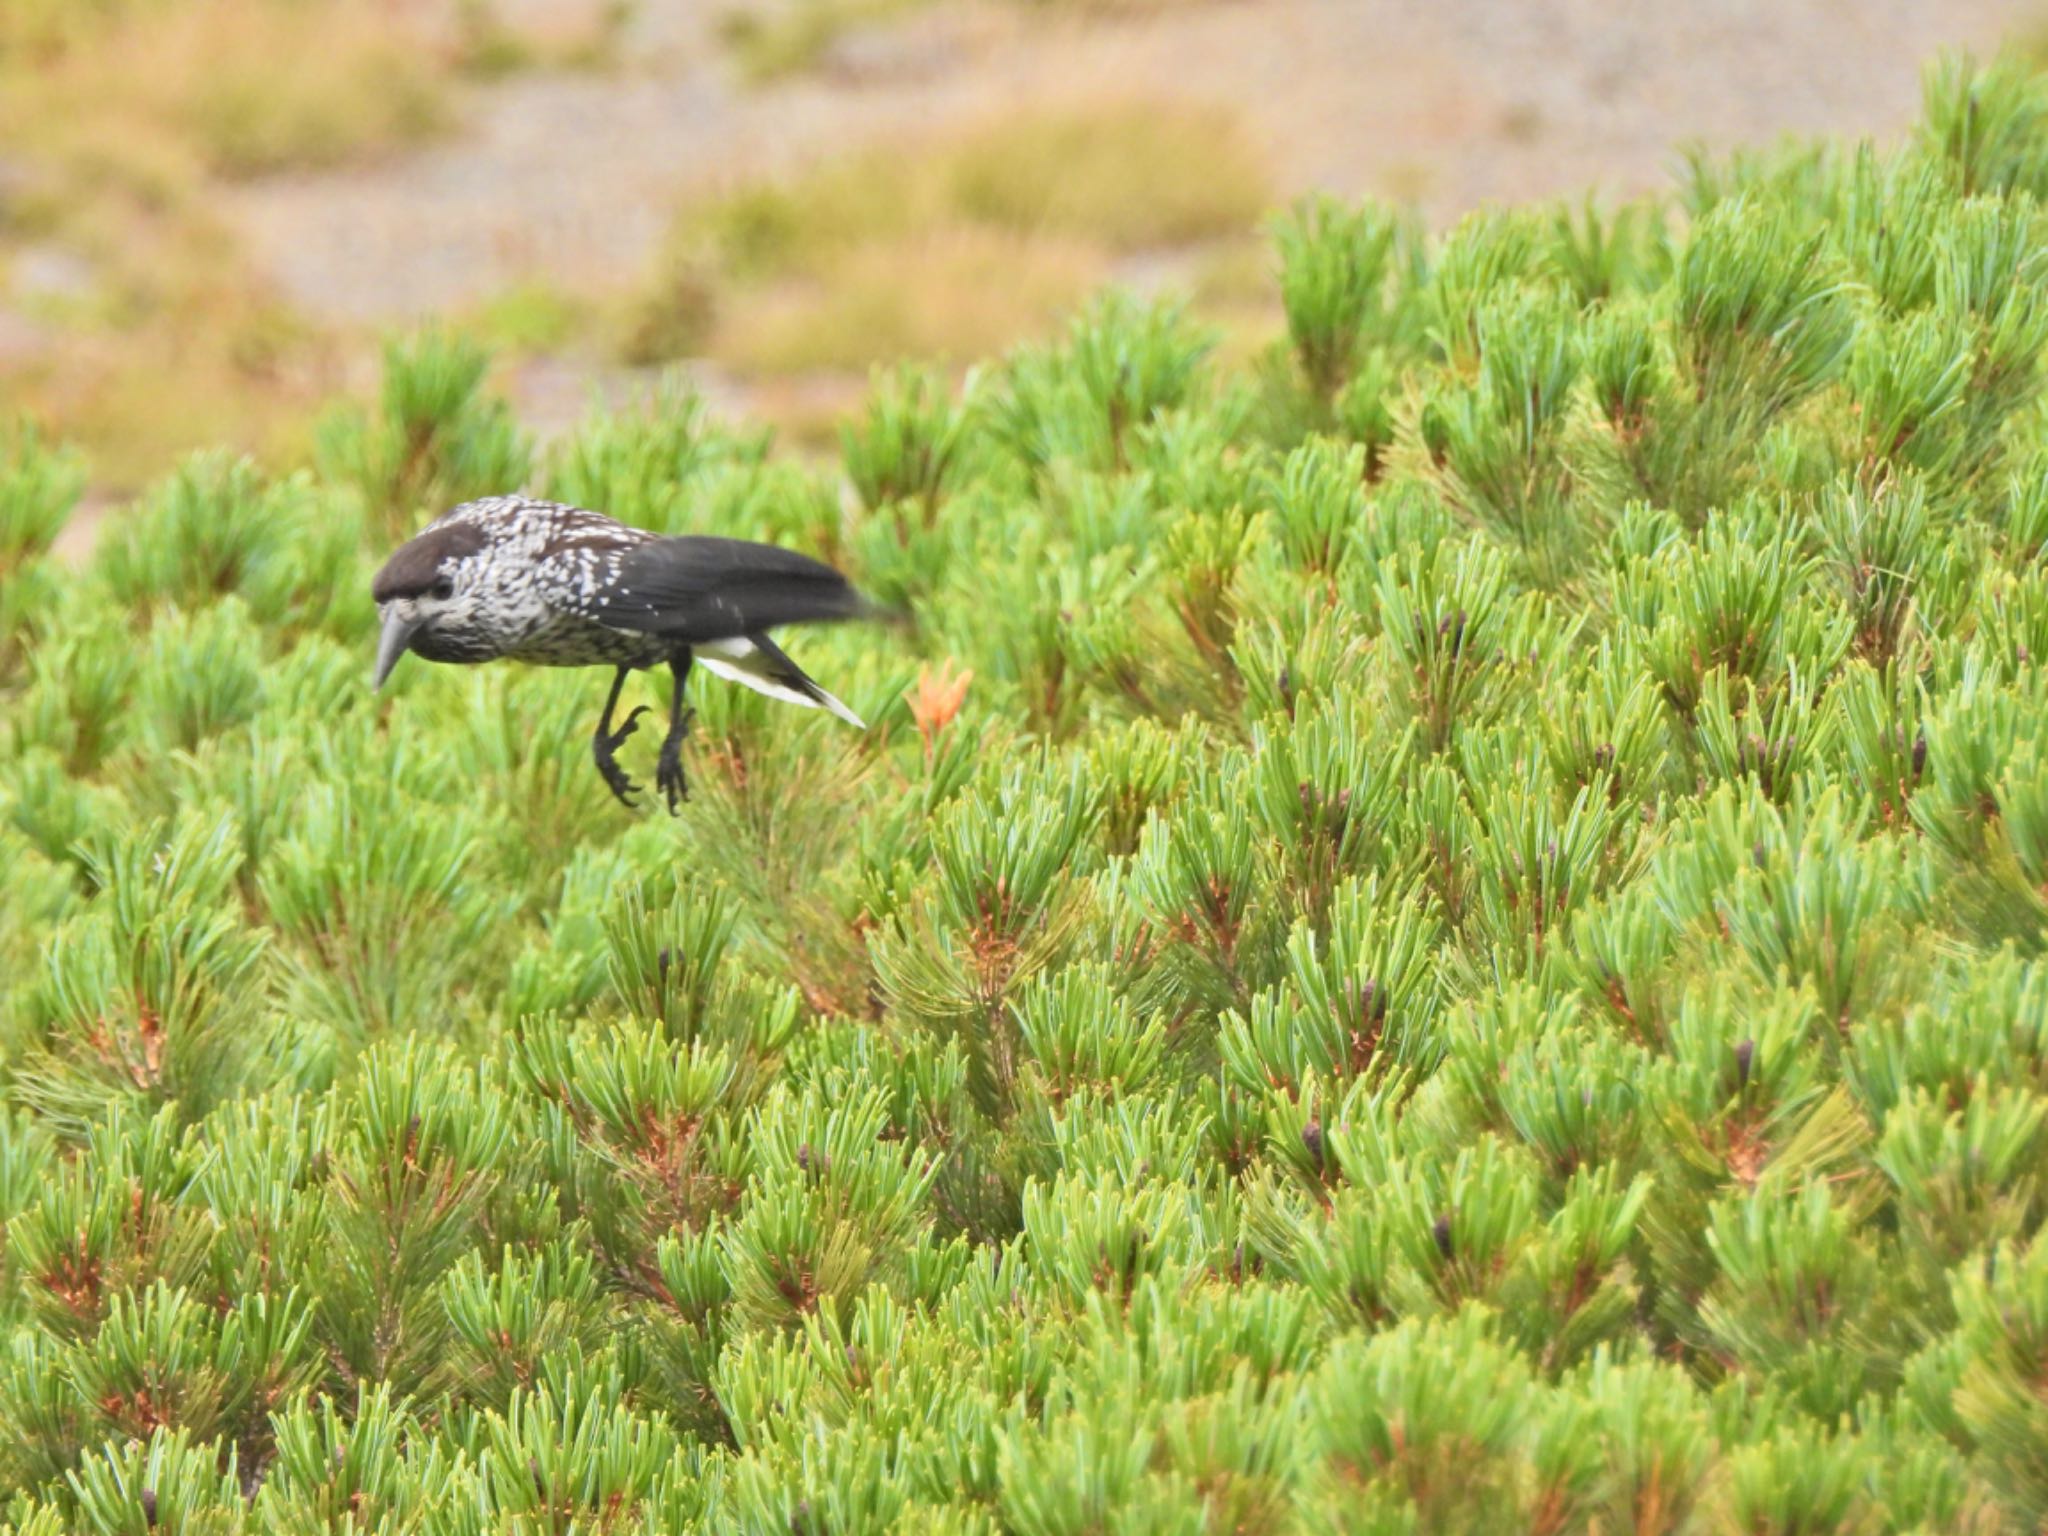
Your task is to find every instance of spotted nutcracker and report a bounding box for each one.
[370,495,889,813]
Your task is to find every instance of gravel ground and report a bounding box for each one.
[221,0,2039,323]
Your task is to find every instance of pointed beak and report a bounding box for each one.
[373,609,423,692]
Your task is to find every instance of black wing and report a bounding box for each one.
[588,535,873,643]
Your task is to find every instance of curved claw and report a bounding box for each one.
[655,707,695,817]
[603,704,652,750]
[594,710,653,811]
[656,760,688,816]
[597,760,644,810]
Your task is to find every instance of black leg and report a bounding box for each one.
[592,665,649,809]
[655,649,695,816]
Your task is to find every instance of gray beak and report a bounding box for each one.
[373,610,423,692]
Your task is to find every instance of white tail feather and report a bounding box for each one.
[697,638,866,728]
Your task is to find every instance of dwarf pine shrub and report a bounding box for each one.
[17,48,2048,1534]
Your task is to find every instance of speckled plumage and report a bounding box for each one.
[373,496,663,668]
[370,495,885,812]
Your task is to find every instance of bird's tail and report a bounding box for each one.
[696,633,867,728]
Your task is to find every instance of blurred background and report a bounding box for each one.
[2,0,2038,550]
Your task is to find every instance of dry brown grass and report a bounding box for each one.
[942,100,1266,249]
[627,95,1270,377]
[18,333,337,489]
[680,95,1267,272]
[716,226,1102,374]
[3,204,343,487]
[3,0,453,182]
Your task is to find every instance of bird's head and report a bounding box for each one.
[370,519,493,688]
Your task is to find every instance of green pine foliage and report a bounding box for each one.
[11,49,2048,1533]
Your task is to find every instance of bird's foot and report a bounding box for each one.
[656,709,695,817]
[594,704,650,809]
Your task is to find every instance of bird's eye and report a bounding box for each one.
[431,577,455,600]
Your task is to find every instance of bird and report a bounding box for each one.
[370,494,889,813]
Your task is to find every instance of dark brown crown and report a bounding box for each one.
[371,521,488,603]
